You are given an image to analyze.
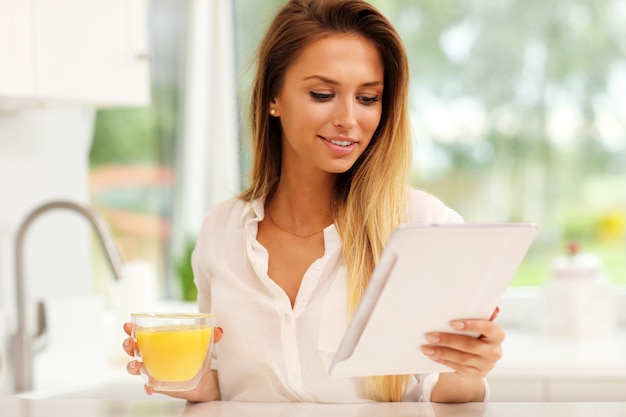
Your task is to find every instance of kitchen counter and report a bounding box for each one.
[486,329,626,401]
[492,329,626,378]
[3,399,626,417]
[11,328,626,402]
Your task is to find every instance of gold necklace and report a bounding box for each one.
[266,209,326,239]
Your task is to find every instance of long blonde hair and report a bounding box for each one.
[240,0,412,401]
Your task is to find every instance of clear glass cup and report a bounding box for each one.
[131,312,216,391]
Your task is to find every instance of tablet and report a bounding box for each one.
[329,223,537,377]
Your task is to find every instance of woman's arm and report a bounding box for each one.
[431,373,486,402]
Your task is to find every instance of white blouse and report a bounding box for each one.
[192,189,464,402]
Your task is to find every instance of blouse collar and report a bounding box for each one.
[243,197,341,250]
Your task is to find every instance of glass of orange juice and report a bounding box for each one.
[131,312,216,391]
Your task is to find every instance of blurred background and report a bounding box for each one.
[88,0,625,298]
[0,0,625,401]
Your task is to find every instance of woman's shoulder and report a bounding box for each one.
[209,195,248,213]
[199,196,250,230]
[194,196,252,253]
[407,188,464,225]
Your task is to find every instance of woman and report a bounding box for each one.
[123,0,504,402]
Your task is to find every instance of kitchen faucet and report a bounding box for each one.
[13,200,125,393]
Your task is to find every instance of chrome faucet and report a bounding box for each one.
[13,200,125,393]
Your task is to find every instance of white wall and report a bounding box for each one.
[0,104,95,394]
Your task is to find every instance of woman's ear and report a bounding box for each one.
[269,98,280,117]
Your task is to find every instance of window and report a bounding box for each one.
[89,0,240,301]
[89,0,187,298]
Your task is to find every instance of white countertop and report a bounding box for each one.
[15,327,626,401]
[3,399,626,417]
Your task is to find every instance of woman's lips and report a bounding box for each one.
[319,135,358,155]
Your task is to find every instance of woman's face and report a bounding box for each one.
[271,34,384,176]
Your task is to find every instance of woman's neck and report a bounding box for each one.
[266,174,335,235]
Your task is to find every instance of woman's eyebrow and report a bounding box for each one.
[303,74,383,87]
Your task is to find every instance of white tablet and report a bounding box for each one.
[329,223,538,377]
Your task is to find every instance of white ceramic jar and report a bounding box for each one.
[540,243,616,338]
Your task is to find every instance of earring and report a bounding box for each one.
[270,109,276,116]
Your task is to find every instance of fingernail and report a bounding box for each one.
[123,338,130,347]
[129,361,135,369]
[425,333,440,344]
[450,321,464,330]
[421,346,435,356]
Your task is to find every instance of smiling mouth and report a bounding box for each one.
[321,136,356,147]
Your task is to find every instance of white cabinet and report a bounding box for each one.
[0,0,34,96]
[0,0,150,106]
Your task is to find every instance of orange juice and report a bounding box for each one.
[135,325,212,382]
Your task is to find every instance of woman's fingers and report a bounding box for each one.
[489,306,500,321]
[214,327,224,343]
[421,319,505,379]
[122,333,136,356]
[452,318,505,342]
[126,360,142,376]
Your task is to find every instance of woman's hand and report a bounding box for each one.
[122,322,224,402]
[421,307,504,402]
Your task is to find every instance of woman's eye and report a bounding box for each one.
[357,95,380,106]
[309,91,334,102]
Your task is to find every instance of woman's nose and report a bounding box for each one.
[333,98,357,129]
